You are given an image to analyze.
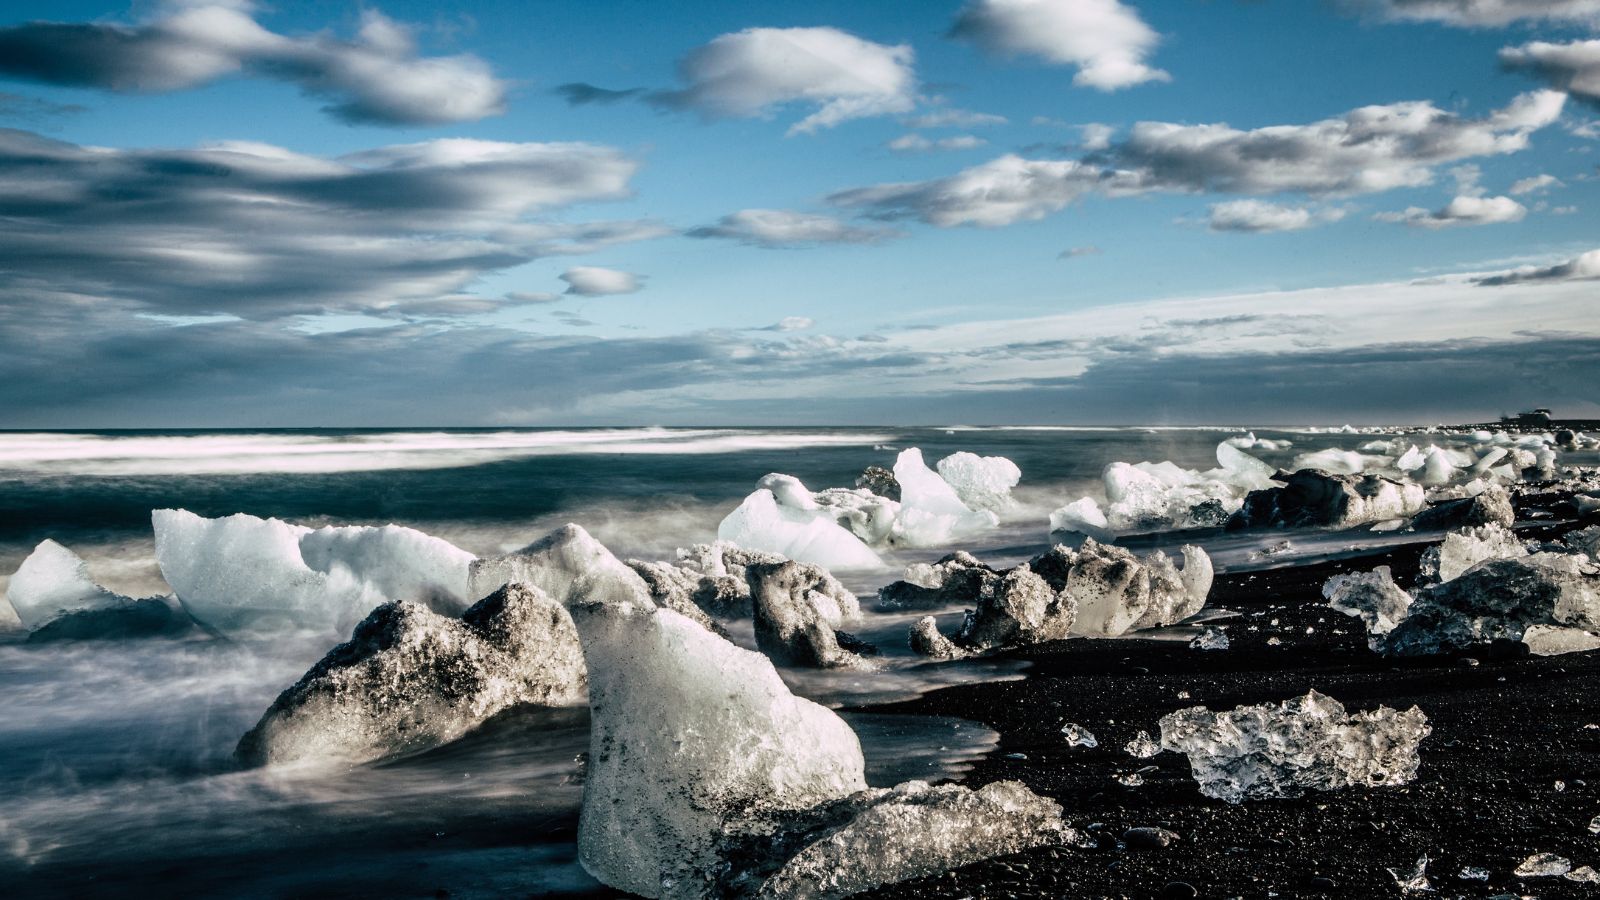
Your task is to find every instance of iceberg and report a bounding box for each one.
[153,509,475,639]
[1158,690,1430,804]
[891,449,999,546]
[570,575,1066,898]
[934,451,1021,514]
[236,583,585,767]
[717,489,884,570]
[8,539,143,631]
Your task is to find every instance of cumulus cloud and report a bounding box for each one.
[1205,200,1346,233]
[1475,248,1600,285]
[1079,123,1116,151]
[1501,40,1600,107]
[560,266,641,296]
[686,209,900,247]
[829,91,1565,226]
[655,26,916,135]
[1510,173,1563,194]
[887,133,988,153]
[902,108,1008,128]
[0,128,662,318]
[0,4,506,126]
[1348,0,1600,26]
[1375,194,1527,227]
[949,0,1169,90]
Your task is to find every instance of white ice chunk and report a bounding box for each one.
[935,451,1022,514]
[1324,565,1413,638]
[153,509,475,639]
[1419,447,1456,485]
[1048,497,1111,537]
[573,601,868,897]
[891,448,999,546]
[1291,448,1368,474]
[1419,523,1528,583]
[470,523,655,611]
[1159,689,1430,804]
[716,490,884,570]
[6,539,131,630]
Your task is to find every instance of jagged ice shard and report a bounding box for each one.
[1159,690,1430,804]
[6,539,136,630]
[153,509,475,639]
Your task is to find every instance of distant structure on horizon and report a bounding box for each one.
[1501,408,1554,428]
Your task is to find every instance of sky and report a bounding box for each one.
[0,0,1597,427]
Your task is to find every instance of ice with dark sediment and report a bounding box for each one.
[153,509,476,639]
[7,538,189,640]
[236,582,585,767]
[1228,469,1426,530]
[1410,482,1515,531]
[746,560,875,669]
[571,576,1067,899]
[472,523,720,633]
[902,539,1212,656]
[1158,689,1431,804]
[626,540,860,626]
[1329,522,1600,656]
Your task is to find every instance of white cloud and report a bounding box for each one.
[658,27,916,135]
[1375,194,1527,227]
[1080,123,1116,151]
[1206,200,1346,233]
[1058,245,1102,259]
[1475,248,1600,284]
[1501,40,1600,107]
[686,209,900,247]
[887,133,988,153]
[949,0,1170,90]
[504,291,561,304]
[560,266,642,296]
[766,316,815,331]
[902,108,1008,128]
[0,129,658,318]
[830,92,1564,226]
[0,5,506,125]
[1350,1,1600,26]
[1510,173,1563,194]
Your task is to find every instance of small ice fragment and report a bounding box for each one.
[1124,731,1161,759]
[1514,852,1571,878]
[1457,866,1489,882]
[1589,813,1600,834]
[1190,627,1229,650]
[1114,772,1144,787]
[1061,724,1098,748]
[1554,780,1566,792]
[1388,855,1431,893]
[1176,690,1191,699]
[1267,637,1282,646]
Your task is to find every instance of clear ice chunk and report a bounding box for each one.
[1158,689,1430,804]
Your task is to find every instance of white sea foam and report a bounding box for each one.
[0,429,896,477]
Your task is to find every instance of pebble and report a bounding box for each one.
[1123,826,1181,849]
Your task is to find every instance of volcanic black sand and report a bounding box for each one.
[849,517,1600,899]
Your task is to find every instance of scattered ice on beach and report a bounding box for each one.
[1061,724,1098,747]
[1324,566,1413,638]
[1457,866,1489,881]
[154,509,475,639]
[1159,690,1430,804]
[1388,856,1432,893]
[904,540,1213,654]
[1514,852,1572,878]
[237,583,585,767]
[6,539,142,630]
[935,451,1021,514]
[1190,627,1229,651]
[1124,731,1161,758]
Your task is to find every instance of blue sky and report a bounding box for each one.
[0,0,1597,426]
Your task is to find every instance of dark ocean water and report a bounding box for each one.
[0,426,1488,897]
